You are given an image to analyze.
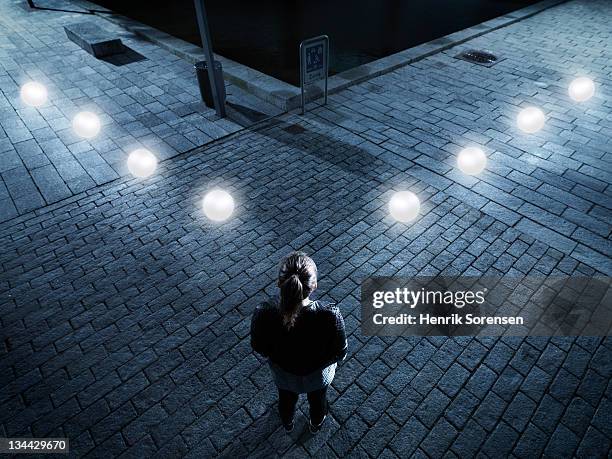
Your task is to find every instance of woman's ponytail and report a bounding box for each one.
[280,274,303,329]
[277,252,317,330]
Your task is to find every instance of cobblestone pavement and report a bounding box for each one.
[308,0,611,278]
[0,0,244,222]
[1,0,611,458]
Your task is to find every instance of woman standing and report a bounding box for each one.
[251,252,348,433]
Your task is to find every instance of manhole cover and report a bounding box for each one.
[455,49,501,67]
[283,124,306,135]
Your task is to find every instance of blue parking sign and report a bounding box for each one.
[301,37,328,85]
[306,44,324,74]
[300,35,329,114]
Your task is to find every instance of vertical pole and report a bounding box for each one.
[324,37,329,106]
[194,0,226,117]
[300,42,305,115]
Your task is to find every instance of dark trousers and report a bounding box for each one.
[278,387,327,425]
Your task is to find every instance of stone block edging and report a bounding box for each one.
[78,0,566,111]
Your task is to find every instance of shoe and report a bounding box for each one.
[309,415,326,434]
[309,401,328,434]
[283,420,294,432]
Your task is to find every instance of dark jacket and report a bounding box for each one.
[250,300,348,376]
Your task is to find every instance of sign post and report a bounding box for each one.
[299,35,329,115]
[194,0,226,118]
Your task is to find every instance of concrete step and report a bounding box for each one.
[64,21,124,58]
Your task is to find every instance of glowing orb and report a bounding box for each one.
[127,148,157,178]
[457,147,487,175]
[20,82,48,107]
[517,107,545,134]
[202,189,235,222]
[73,111,101,139]
[389,191,420,223]
[568,77,595,102]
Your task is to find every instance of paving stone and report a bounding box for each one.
[561,397,594,438]
[420,418,457,458]
[575,426,611,459]
[481,421,519,458]
[543,423,579,458]
[1,167,45,212]
[450,419,486,458]
[415,388,451,428]
[513,422,548,458]
[531,394,565,435]
[516,218,578,254]
[590,397,612,438]
[549,368,580,404]
[30,165,72,204]
[445,389,479,430]
[0,197,18,222]
[387,385,422,425]
[14,139,50,169]
[481,201,521,226]
[503,391,536,432]
[329,416,369,457]
[437,363,470,398]
[390,417,427,457]
[575,369,607,407]
[359,414,399,457]
[333,385,368,423]
[492,366,524,402]
[0,149,22,174]
[357,385,394,425]
[474,390,507,432]
[571,244,612,276]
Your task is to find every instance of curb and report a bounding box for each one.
[85,0,567,111]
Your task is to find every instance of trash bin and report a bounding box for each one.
[195,60,226,108]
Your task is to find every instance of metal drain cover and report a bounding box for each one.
[283,124,306,135]
[455,49,501,67]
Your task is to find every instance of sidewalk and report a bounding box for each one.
[306,0,611,276]
[0,0,611,457]
[0,0,277,222]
